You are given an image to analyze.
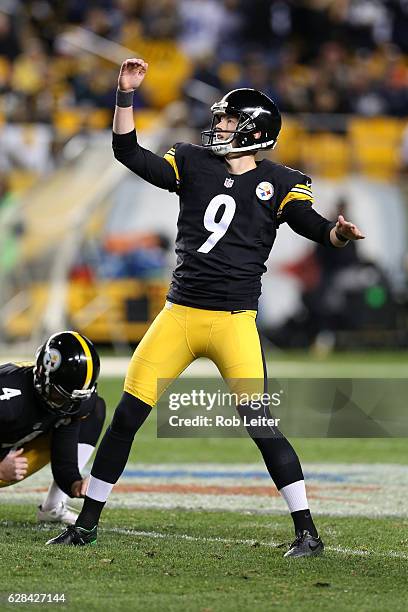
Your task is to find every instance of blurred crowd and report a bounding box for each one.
[0,0,407,130]
[1,0,407,346]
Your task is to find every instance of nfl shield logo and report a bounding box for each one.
[224,177,234,188]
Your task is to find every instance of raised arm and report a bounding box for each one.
[113,58,147,134]
[113,58,178,192]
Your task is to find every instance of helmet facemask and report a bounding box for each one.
[34,362,94,417]
[202,108,258,155]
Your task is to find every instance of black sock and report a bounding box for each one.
[236,404,319,538]
[92,393,151,483]
[75,392,151,530]
[236,403,304,490]
[291,509,318,538]
[76,497,105,530]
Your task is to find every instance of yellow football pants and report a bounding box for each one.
[0,433,51,488]
[124,301,266,407]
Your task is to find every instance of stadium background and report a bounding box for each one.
[0,0,408,352]
[1,2,408,611]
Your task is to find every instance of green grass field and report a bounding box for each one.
[2,507,407,612]
[1,351,407,611]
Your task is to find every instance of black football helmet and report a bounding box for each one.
[33,331,100,416]
[201,88,281,156]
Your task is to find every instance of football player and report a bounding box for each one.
[48,59,364,556]
[0,331,106,524]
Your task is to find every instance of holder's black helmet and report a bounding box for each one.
[201,88,281,156]
[34,331,100,416]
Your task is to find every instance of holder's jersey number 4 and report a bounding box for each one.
[197,194,236,254]
[0,387,21,401]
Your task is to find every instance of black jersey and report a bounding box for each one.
[0,363,98,492]
[113,130,336,310]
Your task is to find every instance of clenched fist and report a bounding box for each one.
[118,58,148,92]
[0,448,28,482]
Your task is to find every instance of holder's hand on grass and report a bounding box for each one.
[71,476,89,498]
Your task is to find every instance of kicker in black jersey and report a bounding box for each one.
[113,130,335,310]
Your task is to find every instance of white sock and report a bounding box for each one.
[41,480,67,511]
[86,475,114,502]
[41,444,95,511]
[78,443,95,471]
[279,480,309,512]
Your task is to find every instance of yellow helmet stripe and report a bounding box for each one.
[70,331,93,390]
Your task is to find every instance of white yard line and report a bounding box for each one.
[16,524,408,560]
[100,527,408,560]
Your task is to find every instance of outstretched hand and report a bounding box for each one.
[118,58,148,92]
[335,214,365,241]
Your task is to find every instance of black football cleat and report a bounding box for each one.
[46,525,97,546]
[284,530,324,558]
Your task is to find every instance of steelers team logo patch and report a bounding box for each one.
[43,348,61,372]
[256,181,274,201]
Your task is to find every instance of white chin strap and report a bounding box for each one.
[211,138,277,157]
[212,142,234,156]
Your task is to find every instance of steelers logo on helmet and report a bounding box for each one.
[256,181,274,201]
[43,348,61,372]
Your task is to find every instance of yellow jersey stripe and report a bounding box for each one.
[294,183,312,193]
[164,153,180,182]
[291,187,313,197]
[278,191,313,213]
[70,331,93,390]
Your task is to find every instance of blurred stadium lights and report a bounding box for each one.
[56,26,136,65]
[183,79,222,104]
